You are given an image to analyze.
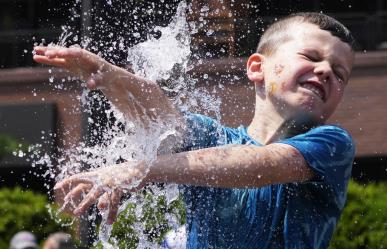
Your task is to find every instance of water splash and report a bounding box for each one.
[33,1,222,248]
[127,2,191,83]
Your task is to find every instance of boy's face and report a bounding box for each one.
[258,22,354,123]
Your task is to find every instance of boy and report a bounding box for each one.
[33,12,355,249]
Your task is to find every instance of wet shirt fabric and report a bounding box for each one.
[181,113,355,249]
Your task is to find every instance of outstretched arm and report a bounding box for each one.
[145,143,314,188]
[55,143,314,223]
[33,46,183,124]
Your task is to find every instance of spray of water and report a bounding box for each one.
[32,1,223,248]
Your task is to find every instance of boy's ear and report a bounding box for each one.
[246,53,265,84]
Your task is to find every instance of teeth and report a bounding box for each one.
[301,83,324,100]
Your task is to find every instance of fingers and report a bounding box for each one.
[54,175,93,191]
[44,47,82,61]
[33,45,68,60]
[33,45,79,59]
[33,46,73,69]
[97,190,123,224]
[52,163,141,221]
[55,176,111,217]
[32,55,68,67]
[97,192,110,210]
[107,189,123,224]
[33,45,109,82]
[63,183,93,204]
[56,183,92,214]
[33,46,48,55]
[73,186,104,216]
[34,45,102,68]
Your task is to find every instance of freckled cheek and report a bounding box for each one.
[274,64,285,75]
[267,81,289,98]
[272,66,296,91]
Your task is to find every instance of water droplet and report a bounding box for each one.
[206,29,214,36]
[200,6,209,12]
[18,150,25,157]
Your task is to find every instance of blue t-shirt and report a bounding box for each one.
[181,113,355,249]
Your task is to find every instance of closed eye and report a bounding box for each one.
[300,53,320,62]
[334,70,346,84]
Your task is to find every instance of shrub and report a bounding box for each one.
[96,190,185,249]
[329,180,387,249]
[0,187,74,248]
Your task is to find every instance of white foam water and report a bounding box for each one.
[127,2,191,83]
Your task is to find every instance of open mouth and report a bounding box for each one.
[299,81,326,101]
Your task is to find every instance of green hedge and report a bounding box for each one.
[329,180,387,249]
[0,187,74,248]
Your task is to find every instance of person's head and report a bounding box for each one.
[9,231,38,249]
[43,232,76,249]
[247,12,355,124]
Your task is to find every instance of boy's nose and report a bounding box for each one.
[313,61,332,83]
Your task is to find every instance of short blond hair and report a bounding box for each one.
[257,12,355,56]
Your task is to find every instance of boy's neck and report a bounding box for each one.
[247,102,320,145]
[247,104,288,145]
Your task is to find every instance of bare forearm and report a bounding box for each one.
[144,144,314,188]
[99,66,182,122]
[33,46,182,123]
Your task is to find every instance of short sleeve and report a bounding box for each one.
[182,113,223,151]
[278,125,355,192]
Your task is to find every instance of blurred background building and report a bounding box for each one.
[0,0,386,191]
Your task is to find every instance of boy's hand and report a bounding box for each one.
[33,45,113,89]
[54,161,148,224]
